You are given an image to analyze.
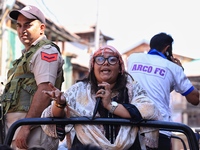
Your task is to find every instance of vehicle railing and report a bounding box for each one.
[195,129,200,148]
[4,117,199,150]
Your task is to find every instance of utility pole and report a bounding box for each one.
[94,0,100,53]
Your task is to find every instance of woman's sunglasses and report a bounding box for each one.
[94,56,119,65]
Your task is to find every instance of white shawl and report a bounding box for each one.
[41,77,161,150]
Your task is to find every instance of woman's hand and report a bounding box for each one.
[95,82,112,109]
[43,83,66,117]
[95,82,131,118]
[42,83,65,105]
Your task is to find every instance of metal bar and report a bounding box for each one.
[4,117,199,150]
[171,135,187,150]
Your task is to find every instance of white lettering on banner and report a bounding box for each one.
[130,63,167,79]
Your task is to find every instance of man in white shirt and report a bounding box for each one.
[127,32,199,150]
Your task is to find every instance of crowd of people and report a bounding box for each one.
[0,4,199,150]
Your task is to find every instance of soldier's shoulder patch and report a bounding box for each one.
[41,52,58,62]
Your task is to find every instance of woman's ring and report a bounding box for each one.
[51,98,57,101]
[101,91,105,95]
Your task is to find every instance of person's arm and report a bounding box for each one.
[173,65,199,106]
[25,82,52,118]
[51,96,66,117]
[40,83,67,140]
[185,88,199,105]
[105,103,142,120]
[105,103,131,118]
[98,81,150,120]
[96,82,131,118]
[40,83,67,117]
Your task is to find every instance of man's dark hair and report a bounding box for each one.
[149,32,174,52]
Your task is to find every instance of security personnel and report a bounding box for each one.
[1,5,64,149]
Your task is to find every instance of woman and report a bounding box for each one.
[41,45,161,150]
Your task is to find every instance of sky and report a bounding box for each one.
[19,0,200,59]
